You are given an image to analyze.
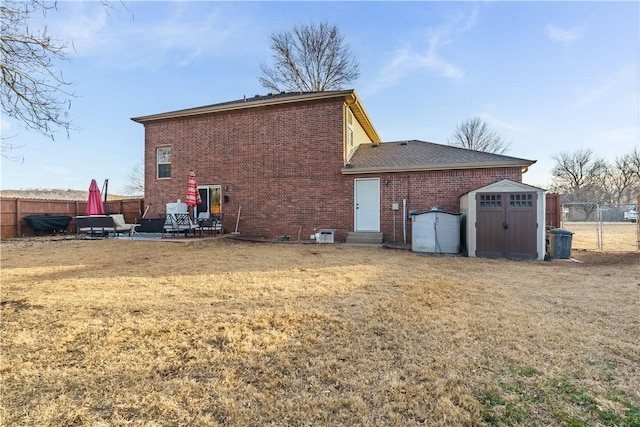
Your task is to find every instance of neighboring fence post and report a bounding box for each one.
[637,195,640,251]
[597,204,602,251]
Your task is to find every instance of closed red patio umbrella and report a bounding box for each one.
[185,170,202,210]
[86,179,104,215]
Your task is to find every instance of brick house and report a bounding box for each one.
[131,90,535,243]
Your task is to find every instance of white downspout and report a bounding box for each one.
[403,198,407,243]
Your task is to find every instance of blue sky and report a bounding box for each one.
[1,1,638,194]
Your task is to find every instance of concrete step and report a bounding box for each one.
[346,232,383,245]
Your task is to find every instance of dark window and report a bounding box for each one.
[510,193,532,208]
[480,194,501,207]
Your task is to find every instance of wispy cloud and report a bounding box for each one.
[573,65,636,109]
[49,3,253,70]
[362,4,479,95]
[363,42,464,95]
[546,24,582,43]
[477,112,532,134]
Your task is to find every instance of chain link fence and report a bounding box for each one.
[561,202,639,252]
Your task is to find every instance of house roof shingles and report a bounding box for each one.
[132,91,350,122]
[342,140,536,174]
[131,89,381,143]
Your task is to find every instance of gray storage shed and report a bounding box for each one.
[411,208,461,254]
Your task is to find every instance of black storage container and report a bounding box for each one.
[136,217,165,233]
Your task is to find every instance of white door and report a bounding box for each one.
[354,178,380,231]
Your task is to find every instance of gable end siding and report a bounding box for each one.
[344,105,375,164]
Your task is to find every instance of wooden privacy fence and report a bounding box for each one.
[545,193,561,229]
[0,198,144,238]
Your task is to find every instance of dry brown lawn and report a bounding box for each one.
[1,237,639,426]
[563,222,639,252]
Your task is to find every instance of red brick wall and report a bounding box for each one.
[143,98,358,239]
[375,168,523,243]
[142,98,523,242]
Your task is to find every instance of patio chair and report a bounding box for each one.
[109,214,137,236]
[197,213,224,236]
[163,213,200,238]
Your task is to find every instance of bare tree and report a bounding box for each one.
[550,149,609,202]
[1,1,74,144]
[259,21,359,93]
[447,117,511,154]
[124,163,145,196]
[607,152,640,204]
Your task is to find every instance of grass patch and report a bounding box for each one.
[478,366,640,426]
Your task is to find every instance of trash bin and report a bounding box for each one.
[548,228,574,259]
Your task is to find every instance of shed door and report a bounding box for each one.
[476,192,537,259]
[354,178,380,231]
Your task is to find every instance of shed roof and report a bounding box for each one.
[131,89,381,142]
[462,178,546,194]
[341,140,536,174]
